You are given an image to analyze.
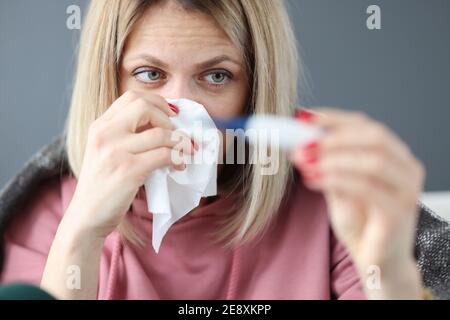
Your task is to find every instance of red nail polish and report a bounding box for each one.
[296,151,318,166]
[168,103,179,114]
[296,109,315,122]
[303,141,319,152]
[304,155,318,165]
[191,139,199,151]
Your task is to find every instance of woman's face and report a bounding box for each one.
[119,1,249,119]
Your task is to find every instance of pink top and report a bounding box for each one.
[0,174,365,299]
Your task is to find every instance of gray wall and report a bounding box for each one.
[1,0,449,191]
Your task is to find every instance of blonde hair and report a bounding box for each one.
[65,0,300,248]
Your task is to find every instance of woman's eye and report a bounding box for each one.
[134,70,162,83]
[204,72,230,85]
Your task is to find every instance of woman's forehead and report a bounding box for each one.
[126,1,237,53]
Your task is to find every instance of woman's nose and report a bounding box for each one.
[160,76,196,101]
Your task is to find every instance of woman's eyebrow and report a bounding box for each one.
[195,55,242,69]
[125,54,169,68]
[125,54,242,69]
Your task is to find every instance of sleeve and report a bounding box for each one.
[330,232,367,300]
[0,177,63,286]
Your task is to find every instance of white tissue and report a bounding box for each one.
[144,98,220,253]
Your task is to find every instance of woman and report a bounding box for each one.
[0,0,436,299]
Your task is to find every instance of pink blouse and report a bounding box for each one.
[0,174,365,299]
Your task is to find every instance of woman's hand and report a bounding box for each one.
[290,108,426,299]
[41,90,196,299]
[65,90,196,239]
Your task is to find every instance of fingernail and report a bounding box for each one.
[295,151,318,167]
[304,154,318,165]
[168,103,179,114]
[302,141,319,152]
[296,109,315,122]
[191,139,199,151]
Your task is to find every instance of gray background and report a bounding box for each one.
[0,0,449,191]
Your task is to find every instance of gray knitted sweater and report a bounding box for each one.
[0,135,449,299]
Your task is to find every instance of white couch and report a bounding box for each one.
[421,191,450,221]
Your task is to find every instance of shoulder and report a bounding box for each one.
[0,135,71,260]
[0,174,74,285]
[2,175,70,253]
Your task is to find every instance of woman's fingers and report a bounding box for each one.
[295,107,424,188]
[320,122,413,166]
[306,168,400,214]
[294,141,423,208]
[99,91,197,174]
[306,107,411,161]
[114,97,174,133]
[102,90,141,121]
[307,107,369,129]
[103,90,176,122]
[125,127,196,155]
[132,147,187,178]
[292,107,426,209]
[313,149,409,192]
[146,94,178,117]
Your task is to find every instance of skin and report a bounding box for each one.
[291,109,425,299]
[41,0,424,299]
[41,1,249,299]
[119,1,249,119]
